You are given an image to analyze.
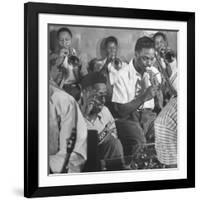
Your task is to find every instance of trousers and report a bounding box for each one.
[116,109,156,165]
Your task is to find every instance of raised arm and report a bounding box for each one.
[114,86,157,118]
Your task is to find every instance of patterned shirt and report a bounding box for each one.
[154,97,177,165]
[85,106,117,140]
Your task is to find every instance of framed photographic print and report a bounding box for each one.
[24,2,195,198]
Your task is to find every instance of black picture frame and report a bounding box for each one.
[24,2,195,198]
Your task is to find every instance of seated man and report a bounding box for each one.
[49,55,87,173]
[87,37,161,167]
[154,97,177,168]
[80,72,127,170]
[154,62,178,168]
[113,36,162,166]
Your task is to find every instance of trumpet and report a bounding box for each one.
[101,57,122,73]
[155,52,177,97]
[68,55,81,69]
[159,48,176,63]
[146,71,160,87]
[147,71,164,110]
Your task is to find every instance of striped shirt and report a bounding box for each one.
[154,97,177,165]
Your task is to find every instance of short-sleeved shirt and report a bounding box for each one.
[49,80,88,173]
[126,59,161,109]
[85,106,117,138]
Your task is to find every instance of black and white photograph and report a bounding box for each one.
[48,25,178,174]
[0,0,198,199]
[24,2,195,197]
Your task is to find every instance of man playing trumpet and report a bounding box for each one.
[153,32,177,101]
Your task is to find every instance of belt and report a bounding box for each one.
[137,108,153,112]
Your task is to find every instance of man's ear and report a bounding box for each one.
[165,39,168,47]
[82,88,86,94]
[82,88,89,96]
[82,88,91,103]
[135,51,139,59]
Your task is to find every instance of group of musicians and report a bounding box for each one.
[48,27,178,173]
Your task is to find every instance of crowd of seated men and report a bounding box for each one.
[48,27,178,173]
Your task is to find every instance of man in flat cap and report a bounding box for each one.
[80,72,127,170]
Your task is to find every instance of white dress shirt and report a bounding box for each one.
[109,59,161,109]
